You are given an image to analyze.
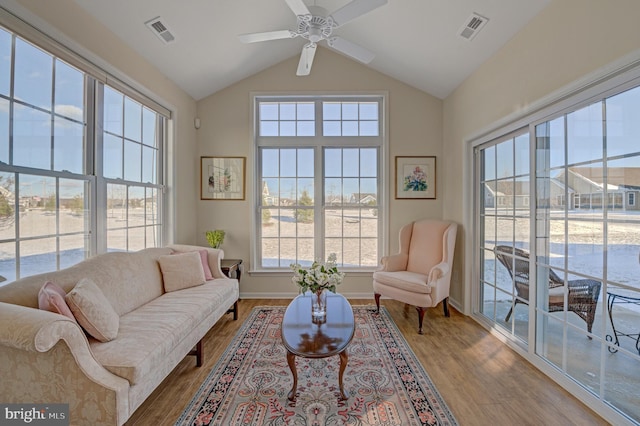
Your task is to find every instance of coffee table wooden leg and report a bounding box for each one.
[338,350,349,400]
[286,350,297,401]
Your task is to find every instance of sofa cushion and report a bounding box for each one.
[38,281,76,321]
[90,279,237,384]
[65,278,120,342]
[158,251,206,292]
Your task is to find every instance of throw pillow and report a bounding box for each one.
[171,249,214,280]
[65,278,120,342]
[158,251,206,292]
[38,281,76,321]
[198,249,214,280]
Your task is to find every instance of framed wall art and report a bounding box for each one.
[395,156,436,199]
[201,156,246,200]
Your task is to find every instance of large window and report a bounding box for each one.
[474,76,640,423]
[255,97,384,270]
[102,86,163,252]
[0,23,167,283]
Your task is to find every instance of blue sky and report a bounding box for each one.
[1,28,158,199]
[483,84,640,182]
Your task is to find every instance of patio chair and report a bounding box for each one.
[494,245,601,334]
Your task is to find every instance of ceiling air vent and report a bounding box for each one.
[145,17,176,44]
[458,13,489,41]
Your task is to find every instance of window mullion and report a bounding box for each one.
[94,83,107,254]
[315,145,323,261]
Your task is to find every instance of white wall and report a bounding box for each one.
[196,47,443,298]
[443,0,640,311]
[5,0,199,244]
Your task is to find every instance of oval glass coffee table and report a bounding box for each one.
[281,291,355,401]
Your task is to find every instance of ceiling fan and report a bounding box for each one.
[238,0,387,76]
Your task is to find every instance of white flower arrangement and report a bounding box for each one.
[290,253,345,294]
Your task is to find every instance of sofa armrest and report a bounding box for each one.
[204,248,226,279]
[379,253,408,272]
[0,302,130,425]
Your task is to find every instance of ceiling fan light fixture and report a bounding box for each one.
[308,27,323,43]
[240,0,388,75]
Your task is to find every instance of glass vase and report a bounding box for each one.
[311,289,327,320]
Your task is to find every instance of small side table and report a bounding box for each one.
[221,259,243,282]
[606,287,640,354]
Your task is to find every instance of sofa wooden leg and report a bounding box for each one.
[227,301,238,320]
[443,298,450,317]
[189,340,203,367]
[374,293,381,312]
[416,307,425,334]
[197,340,203,367]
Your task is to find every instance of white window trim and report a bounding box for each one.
[249,92,389,274]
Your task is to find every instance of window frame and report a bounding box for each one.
[0,17,169,282]
[251,94,388,273]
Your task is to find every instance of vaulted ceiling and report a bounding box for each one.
[73,0,550,101]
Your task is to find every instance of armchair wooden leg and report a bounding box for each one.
[374,293,381,312]
[443,298,450,317]
[416,307,425,334]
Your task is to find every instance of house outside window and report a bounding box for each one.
[254,96,385,270]
[628,192,636,206]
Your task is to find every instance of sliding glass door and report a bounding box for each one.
[478,131,531,344]
[475,84,640,423]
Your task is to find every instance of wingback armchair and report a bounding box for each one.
[373,219,458,334]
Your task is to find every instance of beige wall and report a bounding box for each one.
[196,47,443,297]
[5,0,199,243]
[443,0,640,311]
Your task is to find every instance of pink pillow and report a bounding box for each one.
[171,249,213,280]
[198,249,214,280]
[38,281,76,321]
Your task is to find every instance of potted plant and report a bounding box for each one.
[205,230,225,249]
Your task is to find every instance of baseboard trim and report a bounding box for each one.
[239,292,376,300]
[448,298,463,313]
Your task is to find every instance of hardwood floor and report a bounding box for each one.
[125,298,608,425]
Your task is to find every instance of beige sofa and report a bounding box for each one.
[0,244,239,426]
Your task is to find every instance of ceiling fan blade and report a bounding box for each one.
[285,0,310,17]
[238,30,295,43]
[297,43,317,76]
[327,36,375,63]
[329,0,387,27]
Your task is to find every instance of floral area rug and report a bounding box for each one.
[176,306,458,426]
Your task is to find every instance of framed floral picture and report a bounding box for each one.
[201,156,246,200]
[395,156,436,199]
